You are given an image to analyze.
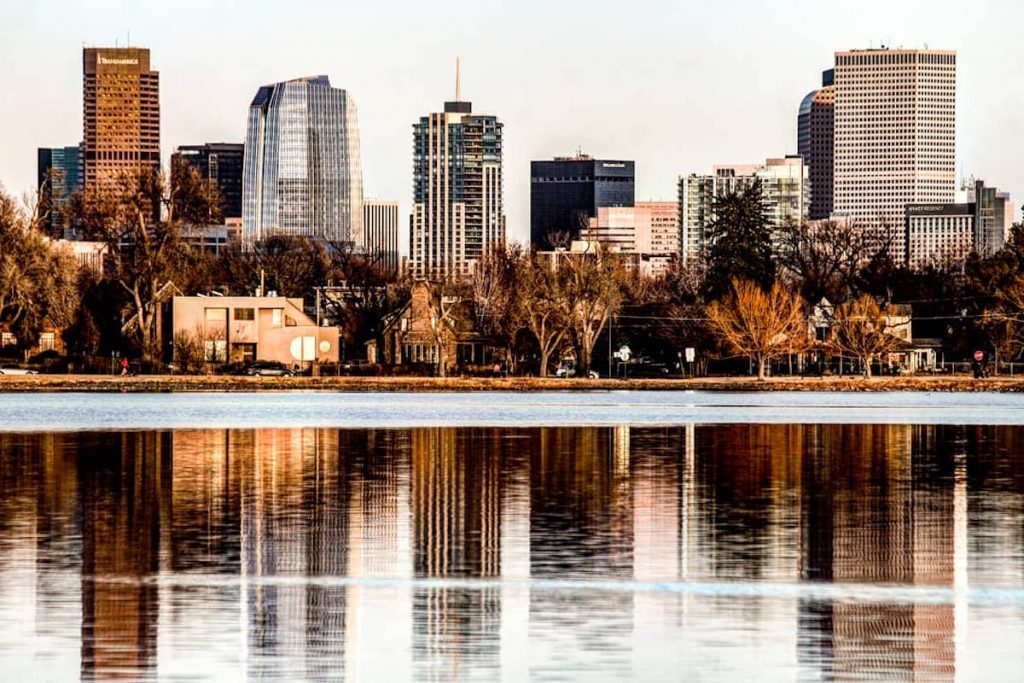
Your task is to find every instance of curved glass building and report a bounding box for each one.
[242,75,363,243]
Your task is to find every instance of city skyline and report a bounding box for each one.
[2,1,1023,249]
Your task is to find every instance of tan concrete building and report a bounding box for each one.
[171,295,338,366]
[82,47,160,193]
[580,201,679,276]
[833,48,957,260]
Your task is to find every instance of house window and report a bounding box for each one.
[204,340,227,362]
[234,308,255,321]
[1,332,15,347]
[271,309,283,328]
[39,333,56,352]
[205,308,228,323]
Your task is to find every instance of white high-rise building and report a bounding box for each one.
[409,67,504,278]
[678,156,809,263]
[833,48,957,259]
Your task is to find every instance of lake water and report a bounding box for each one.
[1,392,1023,681]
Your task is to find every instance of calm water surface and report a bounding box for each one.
[1,393,1023,681]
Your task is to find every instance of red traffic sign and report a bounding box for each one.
[974,350,984,362]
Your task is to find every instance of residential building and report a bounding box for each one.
[797,69,835,220]
[580,201,679,276]
[363,199,400,274]
[170,295,339,366]
[367,281,493,370]
[409,73,504,278]
[904,181,1013,268]
[82,47,160,193]
[242,76,363,243]
[172,143,244,219]
[37,144,82,234]
[833,48,957,260]
[530,155,635,247]
[678,156,809,262]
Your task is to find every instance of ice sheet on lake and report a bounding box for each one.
[1,390,1023,431]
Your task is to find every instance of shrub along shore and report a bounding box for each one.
[0,374,1022,393]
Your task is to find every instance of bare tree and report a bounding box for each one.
[827,294,907,378]
[776,218,875,304]
[980,276,1024,364]
[559,244,625,376]
[426,280,462,379]
[520,254,570,377]
[322,240,398,353]
[706,279,809,380]
[66,158,219,367]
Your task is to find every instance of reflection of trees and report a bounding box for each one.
[528,427,635,679]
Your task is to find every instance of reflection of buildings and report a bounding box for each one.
[0,423,1014,679]
[410,428,503,681]
[80,432,168,680]
[796,424,958,679]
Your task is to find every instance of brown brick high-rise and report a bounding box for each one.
[83,48,160,193]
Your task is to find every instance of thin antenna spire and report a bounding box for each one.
[455,56,461,101]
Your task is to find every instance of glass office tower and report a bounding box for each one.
[529,156,634,248]
[242,75,363,243]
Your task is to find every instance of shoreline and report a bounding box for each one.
[1,374,1022,393]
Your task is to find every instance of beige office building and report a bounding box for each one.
[833,48,957,260]
[581,201,679,276]
[82,47,160,193]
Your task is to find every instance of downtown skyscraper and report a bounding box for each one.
[242,76,363,243]
[833,48,957,258]
[82,47,160,193]
[409,70,504,278]
[797,69,835,220]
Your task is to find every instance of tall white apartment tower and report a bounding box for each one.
[409,64,504,278]
[833,48,957,259]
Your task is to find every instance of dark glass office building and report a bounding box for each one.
[172,143,245,219]
[530,156,634,247]
[37,144,83,234]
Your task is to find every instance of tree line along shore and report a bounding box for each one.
[4,165,1024,381]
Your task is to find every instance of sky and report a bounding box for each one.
[2,0,1024,251]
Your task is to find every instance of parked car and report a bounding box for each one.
[623,360,671,378]
[555,362,599,379]
[244,361,295,377]
[0,364,38,376]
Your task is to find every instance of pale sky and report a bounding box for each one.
[3,0,1023,250]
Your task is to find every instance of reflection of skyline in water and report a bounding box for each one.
[0,424,1023,680]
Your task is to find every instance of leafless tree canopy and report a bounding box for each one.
[827,295,906,378]
[706,279,809,380]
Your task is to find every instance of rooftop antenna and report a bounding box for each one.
[455,56,461,101]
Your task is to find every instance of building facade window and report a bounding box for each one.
[38,333,56,352]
